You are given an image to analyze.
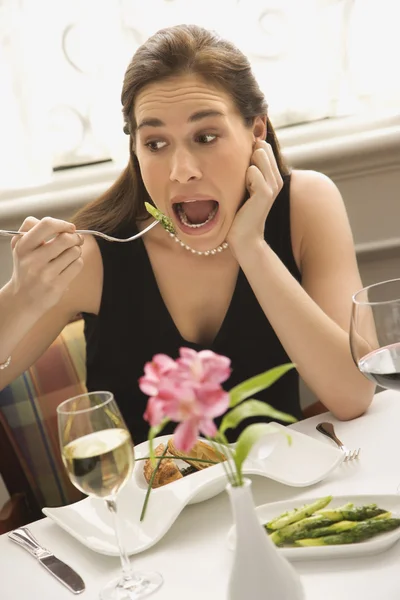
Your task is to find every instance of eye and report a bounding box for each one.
[196,133,217,144]
[145,140,167,152]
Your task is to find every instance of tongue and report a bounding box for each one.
[181,200,216,225]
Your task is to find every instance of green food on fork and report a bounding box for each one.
[145,202,176,234]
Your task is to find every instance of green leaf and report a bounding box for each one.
[234,423,292,486]
[140,444,169,521]
[228,364,296,407]
[219,399,297,434]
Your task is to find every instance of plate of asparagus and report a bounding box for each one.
[227,494,400,560]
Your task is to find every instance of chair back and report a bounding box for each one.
[0,319,87,513]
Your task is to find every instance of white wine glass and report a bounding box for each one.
[350,278,400,391]
[57,391,163,599]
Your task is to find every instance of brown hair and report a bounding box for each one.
[73,24,288,233]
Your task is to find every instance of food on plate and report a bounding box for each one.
[143,439,226,489]
[167,437,226,470]
[266,496,333,531]
[295,516,400,546]
[143,443,183,488]
[264,496,400,547]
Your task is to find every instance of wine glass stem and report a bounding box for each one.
[106,498,138,583]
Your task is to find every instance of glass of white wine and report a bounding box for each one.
[57,391,163,599]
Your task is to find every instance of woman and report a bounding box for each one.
[0,24,374,443]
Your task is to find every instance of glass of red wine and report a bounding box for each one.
[350,278,400,391]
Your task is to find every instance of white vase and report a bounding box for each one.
[226,478,305,600]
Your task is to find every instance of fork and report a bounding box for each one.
[0,219,159,243]
[316,422,361,461]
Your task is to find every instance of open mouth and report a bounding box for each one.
[172,199,219,234]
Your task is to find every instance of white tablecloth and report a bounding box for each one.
[1,389,400,600]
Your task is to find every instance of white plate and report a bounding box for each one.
[43,425,343,556]
[227,494,400,561]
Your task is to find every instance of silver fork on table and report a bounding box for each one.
[0,219,159,243]
[316,422,361,461]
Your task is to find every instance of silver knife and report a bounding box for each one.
[8,527,85,594]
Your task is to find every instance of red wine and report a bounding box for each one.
[358,343,400,391]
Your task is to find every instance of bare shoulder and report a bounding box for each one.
[289,169,352,264]
[290,168,344,212]
[67,234,103,315]
[289,169,362,331]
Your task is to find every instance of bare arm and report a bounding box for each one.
[0,217,102,390]
[232,169,374,420]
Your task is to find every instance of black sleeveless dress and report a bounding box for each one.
[83,174,302,443]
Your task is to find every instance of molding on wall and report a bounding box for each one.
[1,115,399,221]
[0,180,115,221]
[0,161,123,221]
[355,237,400,262]
[283,124,400,180]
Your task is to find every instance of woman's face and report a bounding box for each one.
[134,74,266,251]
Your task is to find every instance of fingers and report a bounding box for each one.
[246,164,266,195]
[45,244,84,280]
[19,216,40,233]
[264,142,283,189]
[21,242,84,301]
[9,217,85,314]
[12,215,84,286]
[13,217,76,254]
[35,231,84,263]
[56,256,84,291]
[11,216,40,250]
[251,141,283,196]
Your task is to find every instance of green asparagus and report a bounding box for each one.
[269,504,360,545]
[145,202,176,234]
[266,496,333,531]
[264,493,399,548]
[316,502,354,513]
[315,504,387,522]
[297,512,392,540]
[269,514,336,546]
[298,520,359,539]
[373,511,392,520]
[295,517,400,546]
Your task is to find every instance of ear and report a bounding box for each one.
[252,115,267,141]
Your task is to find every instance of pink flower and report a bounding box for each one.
[143,396,165,427]
[173,417,218,453]
[177,348,231,385]
[141,375,184,426]
[140,348,231,452]
[139,354,177,397]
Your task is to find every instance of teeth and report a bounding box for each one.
[177,204,218,228]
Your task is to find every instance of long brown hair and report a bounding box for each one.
[73,24,288,233]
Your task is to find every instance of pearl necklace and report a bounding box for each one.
[168,232,229,256]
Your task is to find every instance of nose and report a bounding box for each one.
[169,146,202,183]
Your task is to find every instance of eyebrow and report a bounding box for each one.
[136,110,225,131]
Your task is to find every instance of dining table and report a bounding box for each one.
[1,387,400,600]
